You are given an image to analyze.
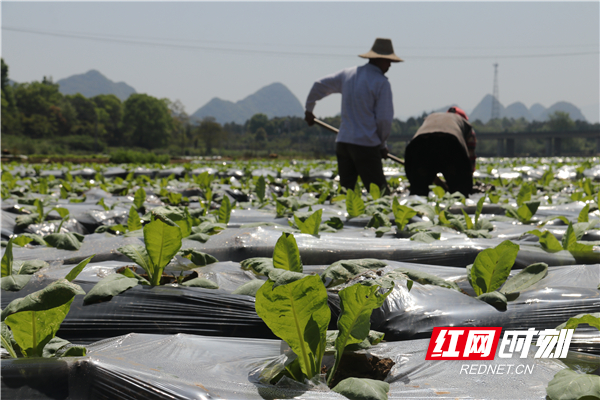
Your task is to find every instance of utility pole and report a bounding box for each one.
[491,63,500,120]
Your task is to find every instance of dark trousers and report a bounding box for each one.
[404,133,473,197]
[336,142,389,194]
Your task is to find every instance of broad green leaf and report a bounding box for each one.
[44,233,85,251]
[332,378,389,400]
[432,186,445,199]
[14,213,41,230]
[392,197,417,231]
[255,275,330,380]
[516,184,532,206]
[546,369,600,400]
[561,223,577,251]
[488,192,500,204]
[461,209,474,230]
[240,257,274,276]
[470,240,519,295]
[231,279,265,296]
[180,277,219,289]
[329,284,391,385]
[144,218,183,285]
[1,238,13,277]
[500,262,548,294]
[321,259,388,288]
[369,183,381,200]
[317,190,328,205]
[64,255,95,282]
[1,321,18,358]
[2,279,85,357]
[60,345,87,357]
[267,269,307,289]
[578,204,590,223]
[166,191,183,205]
[133,187,146,211]
[477,291,508,311]
[527,230,564,253]
[294,209,322,236]
[325,330,386,353]
[118,244,152,275]
[556,313,600,331]
[273,233,303,273]
[346,189,365,218]
[179,249,219,266]
[12,236,33,247]
[366,212,391,229]
[325,217,344,230]
[217,196,232,224]
[52,207,70,219]
[1,274,33,292]
[410,231,441,243]
[14,259,49,275]
[35,199,44,219]
[42,336,71,358]
[386,268,460,291]
[474,196,485,224]
[83,274,138,304]
[127,206,142,232]
[256,175,266,203]
[567,242,595,258]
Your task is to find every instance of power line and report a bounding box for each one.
[3,26,599,60]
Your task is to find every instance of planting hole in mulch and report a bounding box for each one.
[322,353,395,388]
[115,266,198,285]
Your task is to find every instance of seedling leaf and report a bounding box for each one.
[332,377,389,400]
[500,262,548,294]
[83,274,138,305]
[556,313,600,331]
[546,369,600,400]
[273,233,303,273]
[470,240,519,295]
[329,284,391,385]
[1,238,14,277]
[144,218,183,285]
[255,275,330,380]
[346,189,365,218]
[127,206,142,232]
[64,255,95,282]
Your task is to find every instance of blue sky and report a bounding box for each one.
[2,1,599,122]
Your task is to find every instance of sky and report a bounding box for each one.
[1,1,599,123]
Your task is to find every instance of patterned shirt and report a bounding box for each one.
[305,63,394,149]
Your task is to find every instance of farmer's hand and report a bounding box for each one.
[305,111,315,126]
[380,147,389,159]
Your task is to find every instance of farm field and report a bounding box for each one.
[1,156,599,400]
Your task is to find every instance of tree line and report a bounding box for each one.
[2,59,598,158]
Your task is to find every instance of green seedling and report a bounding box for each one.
[255,233,392,400]
[345,189,365,218]
[1,256,93,358]
[392,197,417,231]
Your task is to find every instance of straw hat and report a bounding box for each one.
[359,38,403,62]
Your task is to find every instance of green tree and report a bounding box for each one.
[196,117,226,155]
[246,113,269,134]
[13,78,65,138]
[167,99,191,155]
[547,111,575,131]
[122,94,172,149]
[1,59,21,136]
[66,94,97,136]
[92,94,123,146]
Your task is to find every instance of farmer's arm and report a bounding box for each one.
[305,70,345,126]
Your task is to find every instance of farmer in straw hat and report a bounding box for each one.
[404,107,477,197]
[304,38,402,195]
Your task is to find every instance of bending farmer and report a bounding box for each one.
[404,107,477,197]
[304,38,403,194]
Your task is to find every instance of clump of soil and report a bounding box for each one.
[322,353,395,388]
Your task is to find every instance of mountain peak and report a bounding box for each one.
[469,95,586,123]
[191,82,304,124]
[56,70,136,101]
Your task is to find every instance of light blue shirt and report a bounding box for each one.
[305,63,394,149]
